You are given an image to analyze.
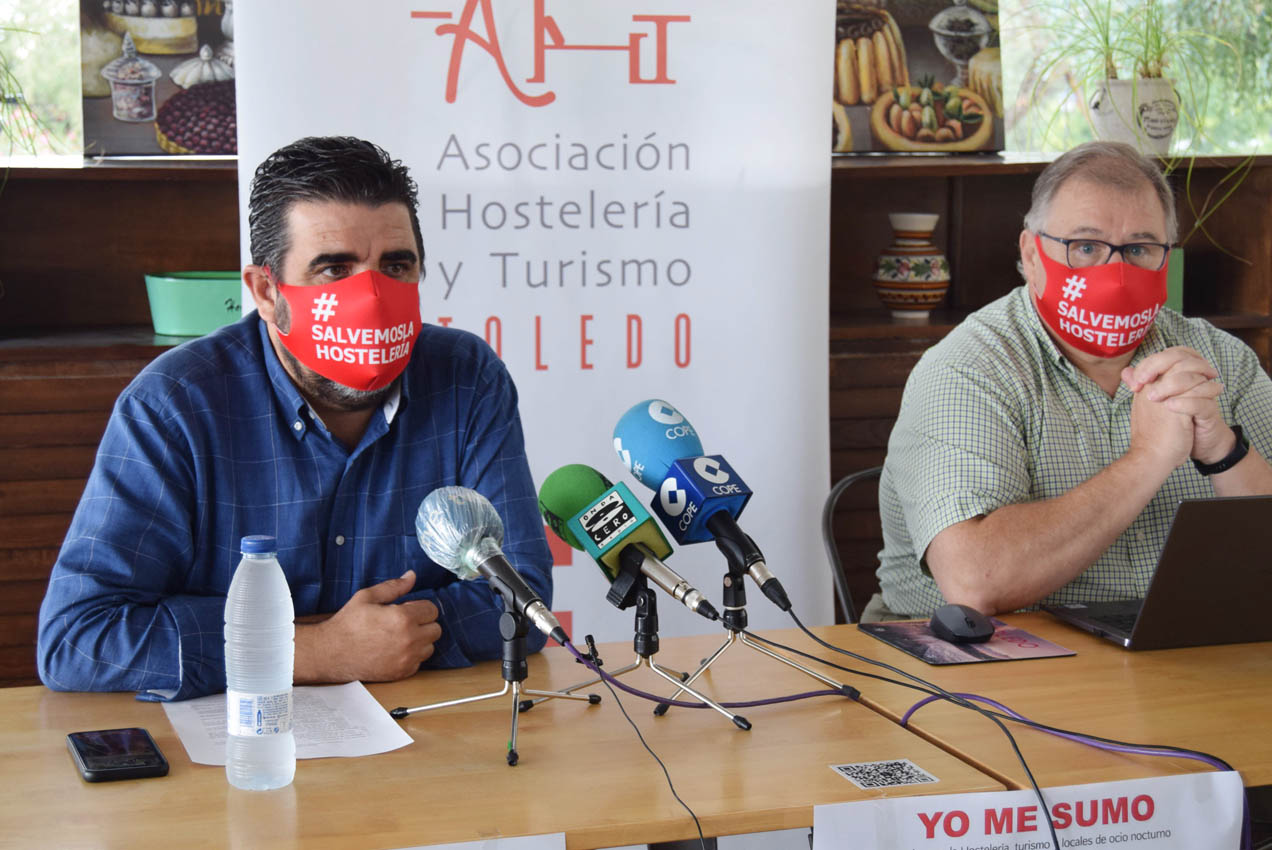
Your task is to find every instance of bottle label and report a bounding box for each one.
[226,689,294,738]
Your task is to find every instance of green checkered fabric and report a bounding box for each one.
[878,286,1272,616]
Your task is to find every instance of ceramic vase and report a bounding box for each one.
[872,212,951,320]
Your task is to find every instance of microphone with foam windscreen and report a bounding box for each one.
[613,399,792,612]
[416,486,568,645]
[538,464,719,621]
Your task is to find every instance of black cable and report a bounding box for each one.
[582,636,707,850]
[743,625,1237,770]
[782,611,1064,850]
[752,618,1252,849]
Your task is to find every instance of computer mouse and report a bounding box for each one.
[929,603,996,644]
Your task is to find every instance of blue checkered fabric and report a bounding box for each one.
[879,286,1272,616]
[37,315,551,700]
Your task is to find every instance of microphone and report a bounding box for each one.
[613,399,705,490]
[416,486,568,645]
[537,464,719,621]
[612,399,792,612]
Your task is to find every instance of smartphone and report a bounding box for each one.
[66,727,169,782]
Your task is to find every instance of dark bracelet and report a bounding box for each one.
[1192,425,1249,476]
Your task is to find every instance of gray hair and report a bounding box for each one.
[1023,141,1177,243]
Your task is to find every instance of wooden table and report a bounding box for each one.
[0,628,1001,850]
[818,613,1272,791]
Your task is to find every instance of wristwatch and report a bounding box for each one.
[1193,425,1249,476]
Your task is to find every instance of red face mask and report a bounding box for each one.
[1030,235,1167,358]
[273,269,421,392]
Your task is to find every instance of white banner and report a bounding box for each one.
[814,772,1246,849]
[236,1,832,643]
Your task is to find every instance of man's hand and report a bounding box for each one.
[295,570,443,684]
[1121,347,1229,463]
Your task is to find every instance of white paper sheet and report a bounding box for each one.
[162,682,414,765]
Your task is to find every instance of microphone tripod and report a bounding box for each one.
[390,596,599,766]
[653,543,851,717]
[521,566,751,729]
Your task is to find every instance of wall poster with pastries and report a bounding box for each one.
[832,0,1003,154]
[81,0,236,156]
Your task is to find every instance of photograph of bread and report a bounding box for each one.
[833,0,1004,153]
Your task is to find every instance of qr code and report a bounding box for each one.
[829,759,939,789]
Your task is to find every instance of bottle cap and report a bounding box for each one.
[240,534,277,554]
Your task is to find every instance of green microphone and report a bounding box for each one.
[537,463,607,552]
[538,463,719,620]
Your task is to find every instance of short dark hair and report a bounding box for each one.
[248,136,425,275]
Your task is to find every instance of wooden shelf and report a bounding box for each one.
[0,326,183,361]
[1204,312,1272,331]
[830,152,1272,179]
[3,157,237,182]
[829,308,967,341]
[831,153,1048,178]
[9,152,1265,182]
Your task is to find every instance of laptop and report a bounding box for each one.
[1042,494,1272,650]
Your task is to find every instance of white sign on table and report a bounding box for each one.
[814,772,1245,849]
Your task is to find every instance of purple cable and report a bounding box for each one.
[563,641,847,709]
[901,691,1252,850]
[902,691,1231,769]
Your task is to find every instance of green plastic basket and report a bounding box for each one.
[144,271,243,336]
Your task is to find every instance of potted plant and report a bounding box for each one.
[1004,0,1266,259]
[1006,0,1243,156]
[1,29,48,163]
[2,15,77,175]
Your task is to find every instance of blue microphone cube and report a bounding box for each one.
[650,455,751,544]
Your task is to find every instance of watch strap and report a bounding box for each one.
[1193,425,1248,476]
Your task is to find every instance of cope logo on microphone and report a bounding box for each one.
[692,457,728,484]
[693,456,744,494]
[647,401,684,425]
[659,476,687,516]
[646,401,698,441]
[613,436,644,479]
[578,491,637,549]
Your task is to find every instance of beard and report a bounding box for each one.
[273,289,396,412]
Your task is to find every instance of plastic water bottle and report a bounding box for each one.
[224,534,296,790]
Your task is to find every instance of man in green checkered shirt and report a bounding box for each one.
[873,141,1272,620]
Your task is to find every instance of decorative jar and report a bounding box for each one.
[100,32,162,122]
[872,212,951,320]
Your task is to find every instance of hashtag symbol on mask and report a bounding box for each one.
[1062,275,1087,301]
[311,292,339,322]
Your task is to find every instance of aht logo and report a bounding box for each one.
[411,0,691,106]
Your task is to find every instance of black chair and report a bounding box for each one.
[821,466,883,624]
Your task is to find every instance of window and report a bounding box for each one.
[1001,0,1272,155]
[1,0,81,162]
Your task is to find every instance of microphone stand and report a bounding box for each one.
[390,596,598,766]
[653,545,851,717]
[521,564,751,729]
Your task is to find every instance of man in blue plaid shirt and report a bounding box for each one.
[874,142,1272,620]
[37,137,553,700]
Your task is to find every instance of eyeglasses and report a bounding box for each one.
[1037,232,1171,271]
